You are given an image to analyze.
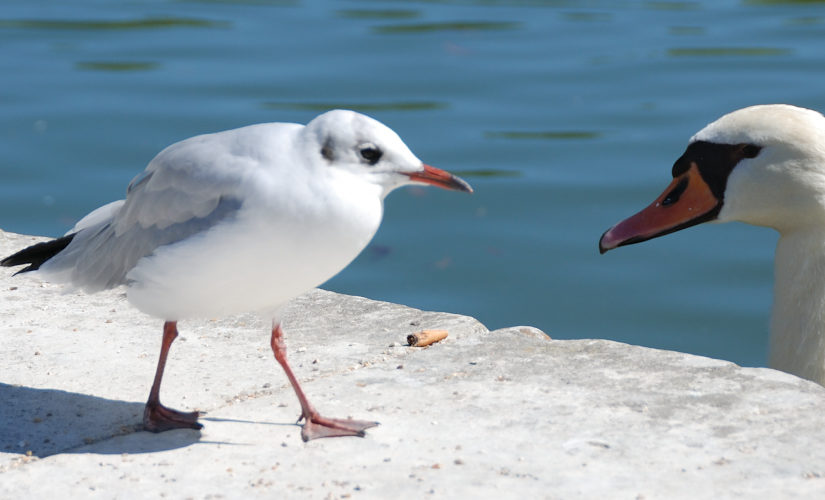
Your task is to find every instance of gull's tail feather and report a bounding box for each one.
[1,234,76,274]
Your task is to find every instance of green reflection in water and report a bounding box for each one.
[177,0,297,5]
[787,16,825,25]
[373,21,520,34]
[561,12,612,22]
[263,101,448,112]
[745,0,825,5]
[76,61,160,72]
[668,47,791,57]
[485,131,600,140]
[0,17,228,31]
[668,26,705,35]
[395,0,574,5]
[644,1,700,10]
[338,9,420,20]
[453,169,522,178]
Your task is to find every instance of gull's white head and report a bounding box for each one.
[600,104,825,252]
[300,110,472,198]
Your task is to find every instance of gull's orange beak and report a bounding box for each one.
[405,164,473,193]
[599,163,722,254]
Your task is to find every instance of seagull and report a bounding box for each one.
[599,104,825,385]
[2,109,473,441]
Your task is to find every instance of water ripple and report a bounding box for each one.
[745,0,825,4]
[177,0,297,5]
[644,1,701,10]
[0,17,228,31]
[668,47,791,57]
[75,61,160,72]
[337,9,420,20]
[373,21,520,34]
[485,131,601,140]
[668,26,705,35]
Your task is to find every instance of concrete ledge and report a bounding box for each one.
[2,229,825,498]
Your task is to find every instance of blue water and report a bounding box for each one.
[3,0,824,369]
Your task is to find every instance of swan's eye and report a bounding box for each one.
[741,144,761,159]
[359,144,382,165]
[662,176,688,206]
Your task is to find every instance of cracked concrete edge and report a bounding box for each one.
[5,229,825,499]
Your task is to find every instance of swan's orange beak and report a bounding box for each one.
[599,164,722,254]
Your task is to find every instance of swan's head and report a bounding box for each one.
[600,104,825,253]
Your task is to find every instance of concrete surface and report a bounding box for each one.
[2,229,825,499]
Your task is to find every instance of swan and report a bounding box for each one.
[600,104,825,385]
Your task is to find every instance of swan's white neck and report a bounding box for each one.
[770,229,825,383]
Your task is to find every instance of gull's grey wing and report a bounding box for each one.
[116,131,258,232]
[41,129,263,291]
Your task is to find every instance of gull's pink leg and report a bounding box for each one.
[270,322,378,441]
[143,321,202,432]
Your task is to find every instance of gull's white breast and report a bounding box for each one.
[125,165,384,319]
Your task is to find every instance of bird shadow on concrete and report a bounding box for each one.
[0,383,201,458]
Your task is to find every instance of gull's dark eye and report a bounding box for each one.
[321,138,334,161]
[359,144,383,165]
